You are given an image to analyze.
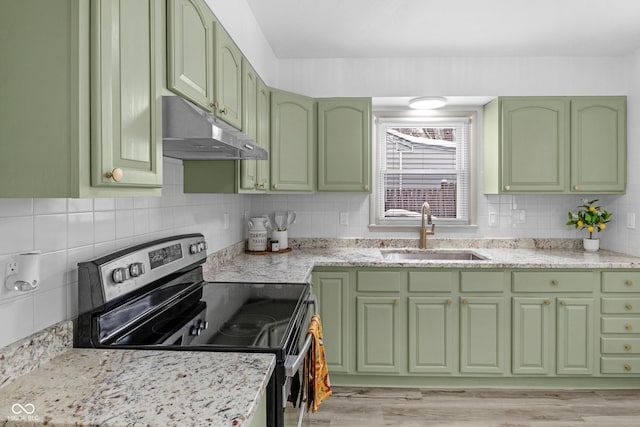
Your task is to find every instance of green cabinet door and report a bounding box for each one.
[557,298,594,375]
[317,98,372,192]
[571,97,626,193]
[512,297,553,375]
[270,89,315,192]
[408,297,456,374]
[0,0,161,197]
[214,22,242,129]
[256,79,271,191]
[501,98,569,193]
[460,297,507,374]
[356,296,402,373]
[314,272,351,373]
[239,58,259,192]
[166,0,214,112]
[91,0,163,188]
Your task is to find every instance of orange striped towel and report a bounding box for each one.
[304,314,332,412]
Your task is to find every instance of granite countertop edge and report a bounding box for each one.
[205,244,640,284]
[0,348,275,427]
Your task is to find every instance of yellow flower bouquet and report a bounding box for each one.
[566,199,612,240]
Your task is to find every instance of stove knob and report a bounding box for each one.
[190,325,201,336]
[129,262,145,278]
[111,267,129,284]
[198,242,207,252]
[197,320,209,331]
[190,243,198,254]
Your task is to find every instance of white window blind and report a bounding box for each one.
[376,116,471,225]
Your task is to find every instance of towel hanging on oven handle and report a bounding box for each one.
[284,295,317,377]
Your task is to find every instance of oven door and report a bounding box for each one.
[282,295,317,427]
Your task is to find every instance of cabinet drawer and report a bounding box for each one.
[602,298,640,314]
[601,357,640,374]
[408,271,457,292]
[512,272,594,292]
[601,337,640,354]
[357,271,401,292]
[460,271,506,292]
[601,317,640,334]
[602,272,640,293]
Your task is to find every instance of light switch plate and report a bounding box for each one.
[627,212,636,229]
[223,213,230,230]
[339,212,349,226]
[489,212,498,226]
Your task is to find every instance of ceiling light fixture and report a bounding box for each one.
[409,96,447,110]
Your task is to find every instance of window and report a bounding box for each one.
[374,113,473,226]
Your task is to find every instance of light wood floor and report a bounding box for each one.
[284,387,640,426]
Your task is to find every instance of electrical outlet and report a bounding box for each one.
[339,212,349,226]
[489,212,498,226]
[6,261,17,276]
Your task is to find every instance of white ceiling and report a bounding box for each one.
[245,0,640,59]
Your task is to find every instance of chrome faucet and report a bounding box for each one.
[419,202,435,249]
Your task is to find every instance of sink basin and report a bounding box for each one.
[381,250,487,261]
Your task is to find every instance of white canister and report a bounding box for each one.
[248,217,268,251]
[272,229,288,250]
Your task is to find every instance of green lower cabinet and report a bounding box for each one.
[460,297,507,375]
[356,296,402,373]
[557,298,594,375]
[512,297,553,375]
[313,271,351,373]
[408,297,456,374]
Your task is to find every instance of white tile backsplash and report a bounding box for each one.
[0,217,33,255]
[0,158,251,347]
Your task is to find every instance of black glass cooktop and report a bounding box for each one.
[99,281,309,350]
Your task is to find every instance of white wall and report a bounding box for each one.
[602,48,640,255]
[205,0,279,85]
[277,56,629,97]
[0,158,250,347]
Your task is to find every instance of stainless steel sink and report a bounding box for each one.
[381,250,487,261]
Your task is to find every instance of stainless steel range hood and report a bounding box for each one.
[162,96,268,160]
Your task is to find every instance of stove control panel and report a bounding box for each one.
[94,234,207,304]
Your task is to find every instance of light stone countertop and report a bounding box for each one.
[205,244,640,284]
[0,349,274,427]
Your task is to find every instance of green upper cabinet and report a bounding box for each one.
[166,0,214,112]
[91,0,163,189]
[484,97,569,194]
[213,22,242,129]
[239,59,270,193]
[484,96,626,194]
[317,98,372,192]
[256,79,271,191]
[270,89,315,192]
[571,97,626,193]
[0,0,161,197]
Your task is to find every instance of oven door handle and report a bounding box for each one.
[283,295,318,377]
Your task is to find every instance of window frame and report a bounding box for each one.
[369,109,479,230]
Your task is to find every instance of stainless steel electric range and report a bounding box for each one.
[75,234,314,427]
